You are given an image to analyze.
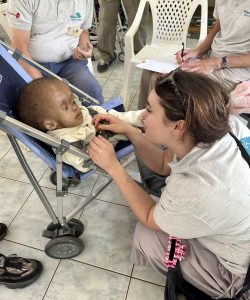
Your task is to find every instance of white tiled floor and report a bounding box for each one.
[0,27,198,299]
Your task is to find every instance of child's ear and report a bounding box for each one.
[43,120,57,131]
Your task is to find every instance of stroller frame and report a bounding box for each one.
[0,41,135,259]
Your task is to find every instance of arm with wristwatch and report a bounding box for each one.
[176,19,250,75]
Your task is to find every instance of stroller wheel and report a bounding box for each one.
[46,218,84,237]
[49,171,81,188]
[45,236,85,259]
[118,52,124,62]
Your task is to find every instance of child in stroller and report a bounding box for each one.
[17,77,144,172]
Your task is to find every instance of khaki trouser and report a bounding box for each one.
[97,0,147,62]
[138,70,158,109]
[131,222,250,299]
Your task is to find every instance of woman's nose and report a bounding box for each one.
[141,110,147,121]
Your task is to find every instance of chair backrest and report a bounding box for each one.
[148,0,208,45]
[0,2,11,39]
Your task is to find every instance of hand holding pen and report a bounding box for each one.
[176,43,186,65]
[176,45,200,65]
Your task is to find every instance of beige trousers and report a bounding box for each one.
[131,222,250,299]
[97,0,147,62]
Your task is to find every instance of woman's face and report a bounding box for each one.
[142,89,174,145]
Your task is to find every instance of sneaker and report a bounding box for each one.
[0,254,43,289]
[97,53,117,73]
[0,223,7,240]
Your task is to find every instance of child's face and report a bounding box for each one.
[47,83,83,129]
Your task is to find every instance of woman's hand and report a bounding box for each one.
[230,81,250,114]
[73,41,93,60]
[181,57,221,75]
[176,48,200,64]
[88,135,120,173]
[92,114,133,135]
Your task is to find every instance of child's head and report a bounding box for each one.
[17,78,83,132]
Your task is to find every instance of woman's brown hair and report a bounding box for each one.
[154,70,230,145]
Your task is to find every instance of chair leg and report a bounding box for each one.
[123,63,135,110]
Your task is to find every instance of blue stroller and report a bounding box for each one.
[0,41,134,259]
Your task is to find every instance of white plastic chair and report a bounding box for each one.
[0,2,11,38]
[0,2,94,74]
[123,0,208,108]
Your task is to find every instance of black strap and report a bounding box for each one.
[229,132,250,167]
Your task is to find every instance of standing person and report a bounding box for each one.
[88,70,250,299]
[7,0,104,104]
[138,0,250,109]
[0,223,43,288]
[97,0,147,73]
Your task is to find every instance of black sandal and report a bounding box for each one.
[0,254,43,288]
[0,223,7,240]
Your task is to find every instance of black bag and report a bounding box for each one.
[165,132,250,300]
[165,260,250,300]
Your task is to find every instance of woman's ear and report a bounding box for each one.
[173,120,186,136]
[43,120,57,131]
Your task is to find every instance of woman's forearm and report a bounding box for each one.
[126,127,172,176]
[196,20,221,56]
[108,161,160,230]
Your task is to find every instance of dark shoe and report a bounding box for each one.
[0,223,7,240]
[0,254,43,288]
[97,54,117,73]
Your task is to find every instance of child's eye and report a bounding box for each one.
[63,106,68,111]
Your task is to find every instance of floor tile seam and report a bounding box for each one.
[124,276,133,299]
[0,175,34,186]
[101,62,121,88]
[0,147,12,162]
[1,238,45,253]
[0,165,48,185]
[70,258,133,279]
[130,275,165,287]
[92,197,129,208]
[41,259,62,300]
[2,182,34,227]
[127,264,165,287]
[38,184,91,199]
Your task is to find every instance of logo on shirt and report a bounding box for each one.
[70,12,82,22]
[8,11,21,19]
[0,74,3,84]
[244,10,250,17]
[240,137,250,156]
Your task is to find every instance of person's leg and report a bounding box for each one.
[138,70,157,109]
[39,61,64,76]
[131,221,168,276]
[58,58,104,104]
[0,253,43,288]
[123,0,147,53]
[97,0,120,72]
[0,223,7,240]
